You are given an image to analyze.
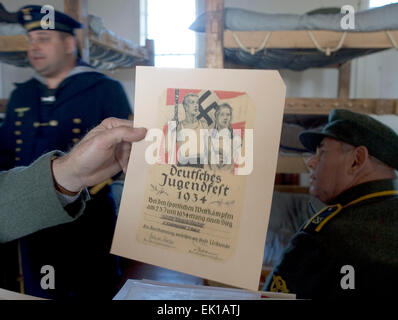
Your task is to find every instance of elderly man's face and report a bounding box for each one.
[306,137,354,203]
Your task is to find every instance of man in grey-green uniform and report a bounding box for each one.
[264,109,398,299]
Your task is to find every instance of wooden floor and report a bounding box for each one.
[118,258,204,290]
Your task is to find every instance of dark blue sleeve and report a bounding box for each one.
[0,91,17,170]
[100,79,132,120]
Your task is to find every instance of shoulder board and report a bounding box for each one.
[302,204,342,233]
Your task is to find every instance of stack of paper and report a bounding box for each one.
[0,288,45,300]
[113,279,295,300]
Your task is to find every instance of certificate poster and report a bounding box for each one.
[111,67,286,290]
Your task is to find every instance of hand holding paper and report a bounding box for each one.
[53,117,147,192]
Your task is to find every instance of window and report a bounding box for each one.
[145,0,196,68]
[369,0,398,8]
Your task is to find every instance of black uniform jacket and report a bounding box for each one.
[0,61,131,169]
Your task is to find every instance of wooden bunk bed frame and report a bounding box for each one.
[204,1,398,287]
[204,0,398,176]
[0,0,154,69]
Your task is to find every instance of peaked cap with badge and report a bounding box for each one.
[18,4,82,34]
[299,108,398,169]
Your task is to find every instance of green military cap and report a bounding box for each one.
[299,109,398,169]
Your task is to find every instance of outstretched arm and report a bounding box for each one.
[0,117,146,243]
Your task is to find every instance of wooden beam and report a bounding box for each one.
[0,99,7,113]
[224,30,398,49]
[338,62,351,99]
[89,37,145,59]
[284,98,398,115]
[0,33,153,70]
[145,39,155,66]
[0,35,28,52]
[64,0,89,63]
[205,0,224,68]
[276,155,309,173]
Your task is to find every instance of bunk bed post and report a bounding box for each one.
[64,0,90,63]
[205,0,224,68]
[0,99,7,114]
[145,39,155,66]
[338,61,351,99]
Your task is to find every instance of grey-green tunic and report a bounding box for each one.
[0,152,87,243]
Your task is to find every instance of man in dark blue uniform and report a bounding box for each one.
[264,109,398,299]
[0,6,132,299]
